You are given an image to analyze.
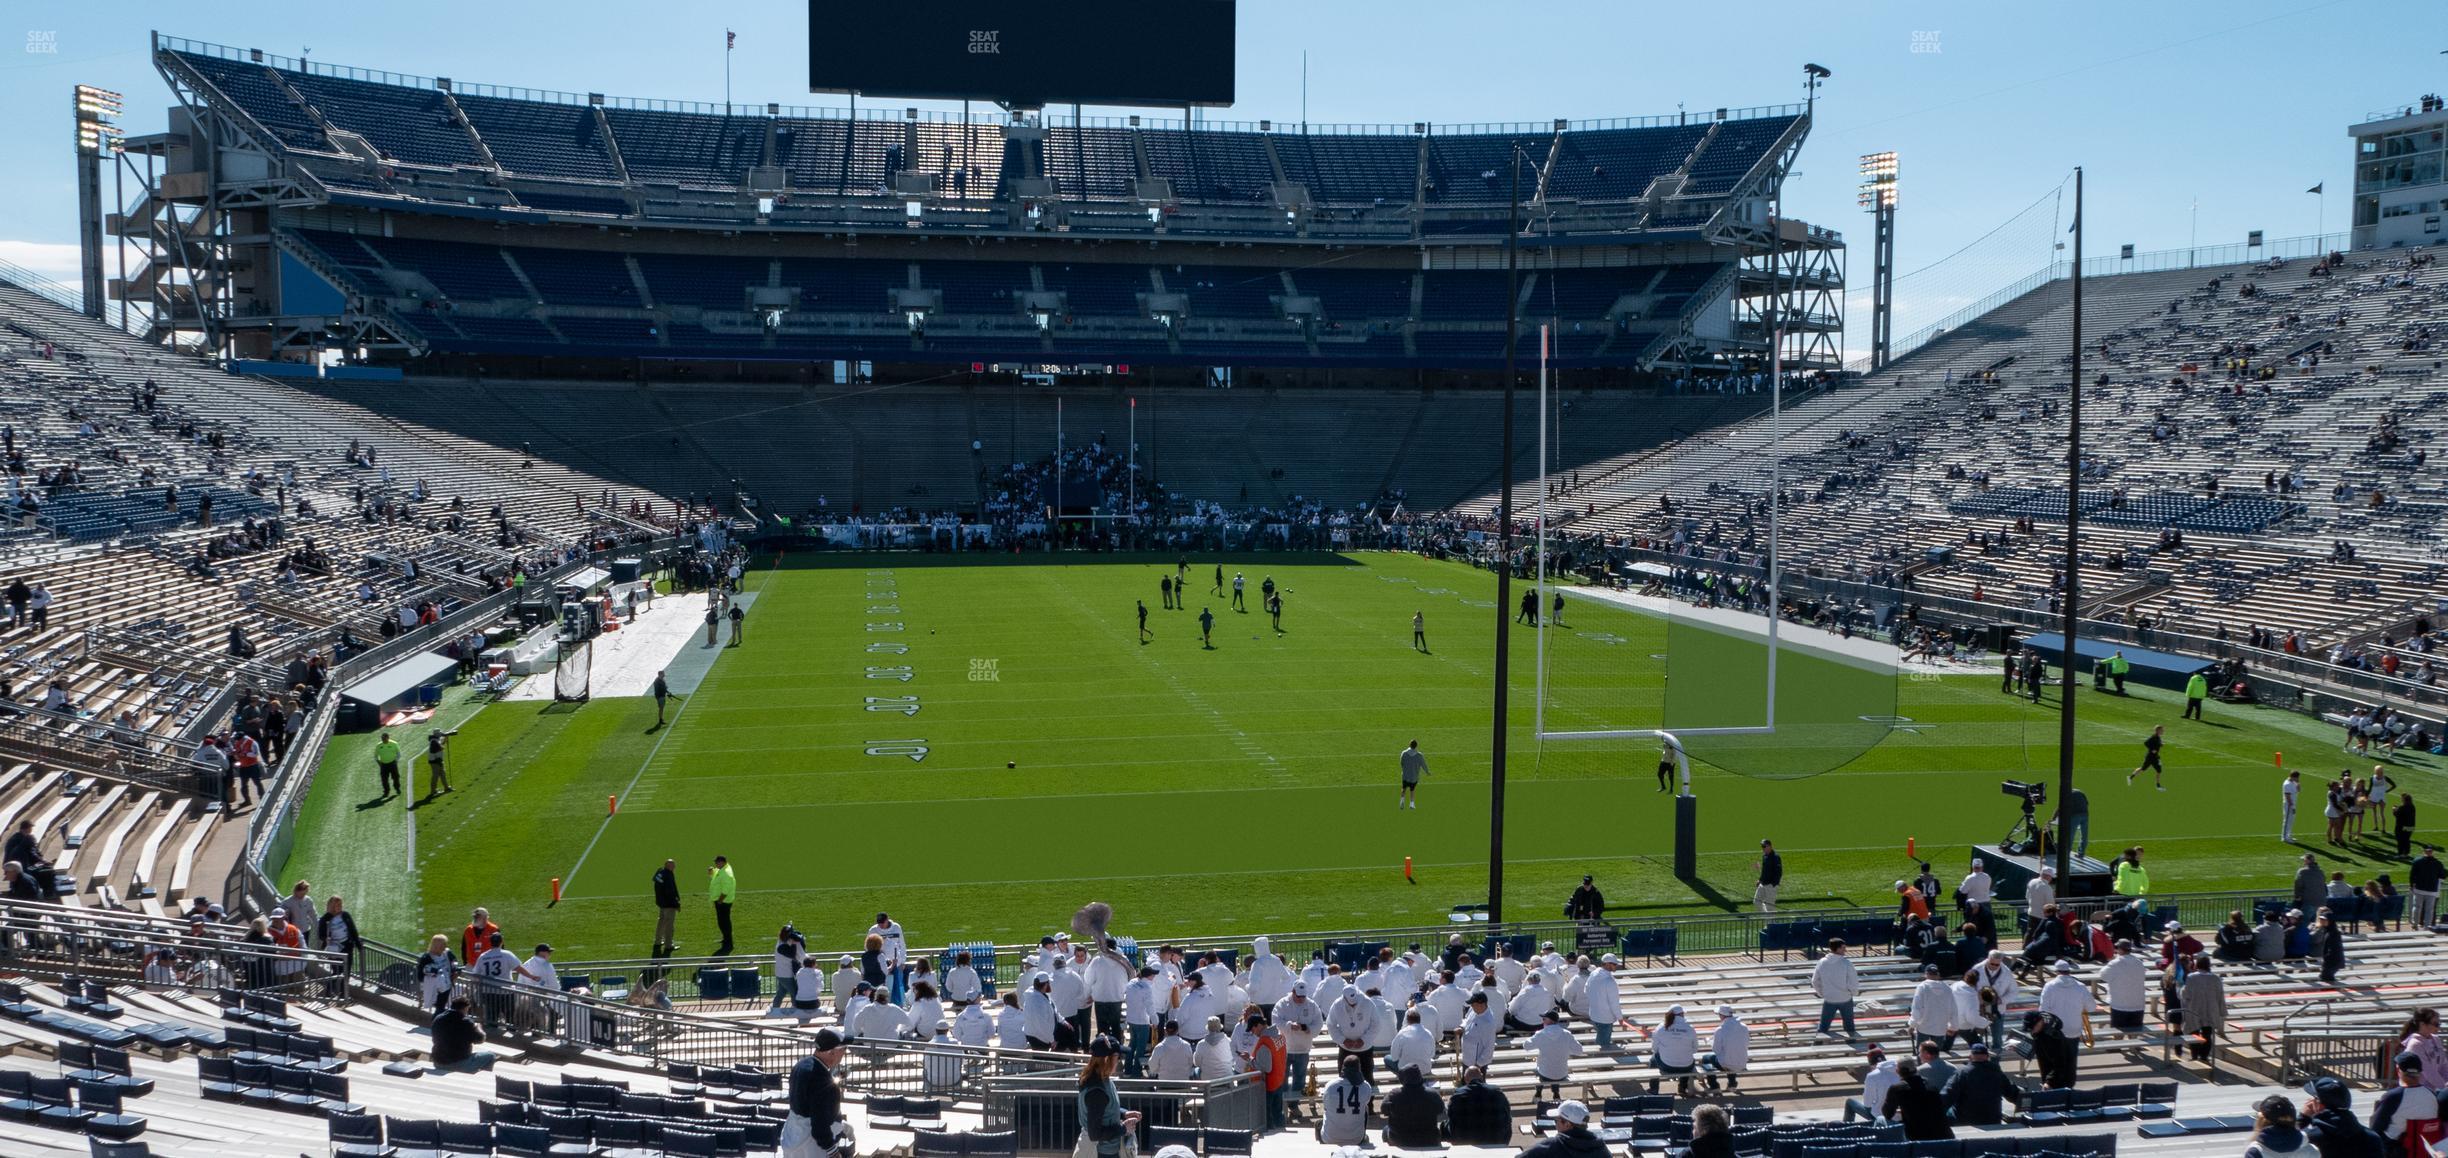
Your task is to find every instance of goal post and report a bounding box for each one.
[553,638,592,704]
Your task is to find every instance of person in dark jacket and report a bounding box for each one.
[1443,1067,1513,1145]
[2300,1076,2383,1158]
[2312,911,2347,985]
[2414,848,2447,929]
[430,996,491,1070]
[1880,1060,1954,1141]
[1522,1100,1608,1158]
[1566,875,1606,921]
[651,858,681,957]
[1687,1103,1737,1158]
[2024,1011,2079,1089]
[1940,1041,2021,1125]
[788,1028,854,1157]
[2243,1094,2316,1158]
[1381,1064,1445,1147]
[2215,910,2257,962]
[2396,795,2418,858]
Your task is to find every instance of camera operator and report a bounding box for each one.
[425,728,455,799]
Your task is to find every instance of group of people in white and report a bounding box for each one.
[761,925,1769,1115]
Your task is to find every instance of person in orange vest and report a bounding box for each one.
[460,907,500,970]
[1896,881,1932,923]
[1251,1016,1289,1130]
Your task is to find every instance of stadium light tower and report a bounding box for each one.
[1858,152,1898,370]
[73,84,124,321]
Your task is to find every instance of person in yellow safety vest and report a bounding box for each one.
[2182,670,2209,721]
[2112,847,2149,898]
[709,855,738,956]
[372,732,403,799]
[2107,651,2131,694]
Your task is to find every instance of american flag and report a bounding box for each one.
[726,30,736,50]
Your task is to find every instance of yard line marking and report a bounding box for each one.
[559,690,697,897]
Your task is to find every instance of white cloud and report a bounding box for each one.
[0,240,82,284]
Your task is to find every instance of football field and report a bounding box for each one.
[277,551,2442,960]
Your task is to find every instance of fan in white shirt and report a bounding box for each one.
[1526,1010,1583,1099]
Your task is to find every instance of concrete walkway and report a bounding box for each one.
[502,590,755,701]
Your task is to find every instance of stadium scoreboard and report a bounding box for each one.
[807,0,1235,108]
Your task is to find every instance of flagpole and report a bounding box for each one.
[724,29,733,116]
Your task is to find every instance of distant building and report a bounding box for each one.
[2351,94,2448,250]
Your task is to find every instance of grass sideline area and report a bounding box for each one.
[277,551,2441,960]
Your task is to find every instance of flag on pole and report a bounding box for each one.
[2306,182,2323,195]
[726,30,736,50]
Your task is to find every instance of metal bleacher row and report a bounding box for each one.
[1491,249,2448,650]
[3,883,2441,1157]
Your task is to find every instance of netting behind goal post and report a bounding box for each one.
[554,639,592,703]
[1528,327,1900,781]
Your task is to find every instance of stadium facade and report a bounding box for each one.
[105,35,1843,385]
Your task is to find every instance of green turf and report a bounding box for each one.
[278,552,2443,959]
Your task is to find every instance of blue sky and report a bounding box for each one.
[0,1,2434,345]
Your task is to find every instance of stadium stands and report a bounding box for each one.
[1479,250,2448,681]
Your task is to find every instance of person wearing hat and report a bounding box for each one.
[1505,970,1556,1032]
[2024,865,2057,928]
[1020,972,1060,1051]
[828,954,861,1014]
[1121,965,1163,1076]
[519,943,561,1035]
[1895,879,1931,923]
[650,860,682,958]
[1642,1004,1700,1097]
[1960,858,1993,911]
[1584,955,1624,1051]
[1195,1016,1237,1078]
[2372,1052,2443,1148]
[1272,979,1323,1103]
[1842,1043,1898,1122]
[2099,939,2149,1033]
[1458,990,1499,1075]
[1076,1035,1143,1158]
[1704,1004,1750,1092]
[1526,1008,1581,1100]
[2022,1008,2079,1090]
[1141,1018,1190,1080]
[1908,963,1957,1053]
[1523,1099,1606,1158]
[1566,874,1606,922]
[920,1021,963,1092]
[1319,1054,1377,1145]
[2300,1076,2382,1158]
[706,856,737,957]
[2242,1094,2316,1158]
[1941,1040,2020,1125]
[1326,983,1378,1084]
[784,1028,853,1158]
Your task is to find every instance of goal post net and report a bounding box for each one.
[1525,325,1902,781]
[553,638,592,703]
